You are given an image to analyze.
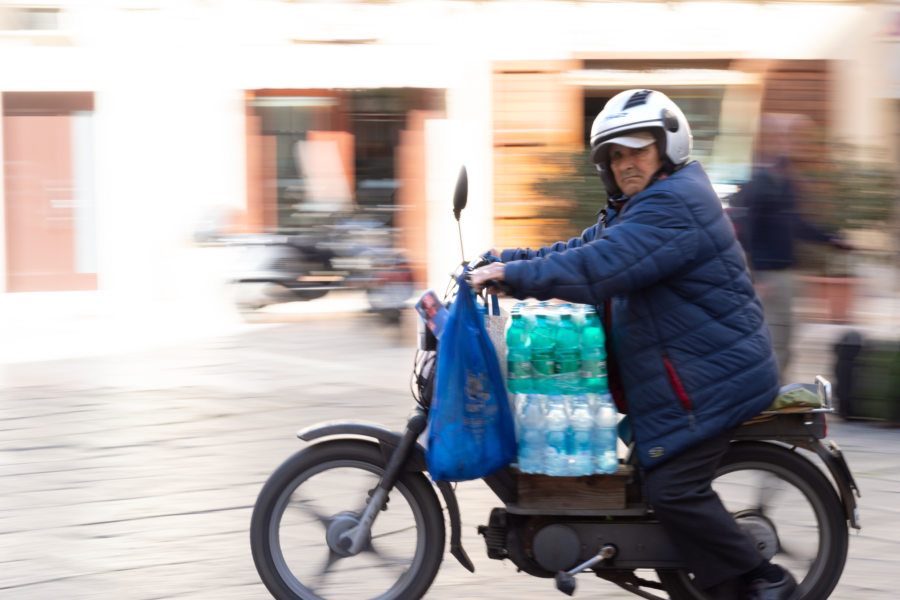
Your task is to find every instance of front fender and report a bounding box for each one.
[297,420,475,572]
[298,420,429,471]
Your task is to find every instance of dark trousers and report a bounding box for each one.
[643,428,763,590]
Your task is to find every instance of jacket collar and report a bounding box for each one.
[600,161,693,227]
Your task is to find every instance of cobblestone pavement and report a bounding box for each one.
[1,297,899,599]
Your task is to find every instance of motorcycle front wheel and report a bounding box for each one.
[250,440,445,600]
[658,441,848,600]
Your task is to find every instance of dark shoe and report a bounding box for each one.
[744,568,798,600]
[702,577,742,599]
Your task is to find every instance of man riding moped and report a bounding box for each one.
[470,89,796,600]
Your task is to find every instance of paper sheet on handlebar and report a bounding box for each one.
[415,290,448,339]
[426,273,517,482]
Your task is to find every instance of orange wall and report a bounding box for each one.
[4,114,97,291]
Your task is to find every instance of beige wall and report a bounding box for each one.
[0,1,891,302]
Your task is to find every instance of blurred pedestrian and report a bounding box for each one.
[731,113,851,381]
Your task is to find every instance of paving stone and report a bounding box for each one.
[1,305,899,599]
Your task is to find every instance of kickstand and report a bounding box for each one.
[599,572,671,600]
[613,581,669,600]
[554,547,672,600]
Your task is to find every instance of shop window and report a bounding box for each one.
[246,88,443,232]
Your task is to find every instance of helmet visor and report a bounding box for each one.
[593,131,655,165]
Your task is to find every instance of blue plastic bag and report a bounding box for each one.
[426,274,517,482]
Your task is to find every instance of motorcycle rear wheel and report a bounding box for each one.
[658,442,848,600]
[250,440,445,600]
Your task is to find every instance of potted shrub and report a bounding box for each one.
[795,143,898,322]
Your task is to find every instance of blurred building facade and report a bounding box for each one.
[0,0,897,301]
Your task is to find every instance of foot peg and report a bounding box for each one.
[554,544,617,596]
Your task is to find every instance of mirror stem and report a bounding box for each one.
[457,221,465,265]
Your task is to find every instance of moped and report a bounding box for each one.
[250,167,859,600]
[228,208,413,322]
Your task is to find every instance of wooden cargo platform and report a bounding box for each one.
[515,464,635,510]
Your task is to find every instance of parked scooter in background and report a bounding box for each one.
[225,207,414,323]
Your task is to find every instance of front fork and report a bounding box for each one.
[337,410,428,554]
[297,409,476,571]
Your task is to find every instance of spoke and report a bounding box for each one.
[754,472,783,515]
[287,473,377,527]
[306,547,346,595]
[360,516,418,574]
[367,523,418,571]
[364,538,414,578]
[287,496,332,528]
[371,523,417,540]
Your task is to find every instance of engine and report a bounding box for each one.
[478,507,685,575]
[478,508,584,577]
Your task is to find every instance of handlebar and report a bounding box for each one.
[466,254,494,272]
[464,254,514,296]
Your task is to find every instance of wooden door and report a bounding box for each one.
[4,112,97,291]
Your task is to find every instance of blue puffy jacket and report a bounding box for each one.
[501,161,779,468]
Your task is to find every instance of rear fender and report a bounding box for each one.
[297,421,475,572]
[811,439,862,530]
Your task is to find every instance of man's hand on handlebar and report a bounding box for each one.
[468,261,509,295]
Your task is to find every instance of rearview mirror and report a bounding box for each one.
[452,166,468,221]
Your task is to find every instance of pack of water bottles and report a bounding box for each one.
[506,301,619,476]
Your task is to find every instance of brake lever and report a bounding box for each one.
[463,253,513,295]
[486,279,514,296]
[465,255,493,272]
[463,270,514,296]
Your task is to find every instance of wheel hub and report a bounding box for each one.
[325,511,365,557]
[733,510,779,561]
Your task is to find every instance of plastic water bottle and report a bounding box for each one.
[516,393,546,473]
[553,309,581,395]
[580,306,608,394]
[530,309,556,396]
[594,393,619,474]
[543,390,571,476]
[506,310,532,395]
[570,302,587,330]
[568,393,595,476]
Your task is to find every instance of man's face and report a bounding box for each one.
[609,142,664,198]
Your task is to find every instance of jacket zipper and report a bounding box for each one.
[661,353,695,430]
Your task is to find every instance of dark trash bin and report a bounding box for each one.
[834,330,900,423]
[834,330,863,419]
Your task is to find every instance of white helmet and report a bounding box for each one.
[589,89,693,197]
